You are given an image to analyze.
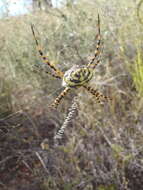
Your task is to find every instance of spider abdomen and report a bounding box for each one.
[63,65,93,88]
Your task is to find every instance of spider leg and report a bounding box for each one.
[33,64,61,79]
[50,87,70,109]
[83,85,111,104]
[31,24,64,78]
[87,14,101,69]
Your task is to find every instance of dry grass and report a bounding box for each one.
[0,0,143,189]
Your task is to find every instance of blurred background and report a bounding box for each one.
[0,0,143,189]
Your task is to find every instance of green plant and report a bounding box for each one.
[131,49,143,97]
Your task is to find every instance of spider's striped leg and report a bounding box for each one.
[31,24,64,78]
[87,14,101,69]
[50,87,70,109]
[83,85,111,104]
[33,64,61,79]
[39,70,61,79]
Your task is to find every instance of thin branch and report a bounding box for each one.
[137,0,143,25]
[35,151,49,174]
[95,122,112,147]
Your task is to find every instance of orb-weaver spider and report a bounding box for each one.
[31,14,111,109]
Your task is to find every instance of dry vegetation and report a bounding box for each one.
[0,0,143,189]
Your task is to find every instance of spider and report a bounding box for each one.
[31,14,111,109]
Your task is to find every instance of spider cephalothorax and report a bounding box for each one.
[31,14,111,109]
[62,65,93,88]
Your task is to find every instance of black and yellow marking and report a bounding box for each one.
[33,64,61,79]
[31,15,111,110]
[51,87,70,109]
[31,24,64,78]
[43,70,61,79]
[88,14,101,69]
[83,85,111,103]
[63,67,93,88]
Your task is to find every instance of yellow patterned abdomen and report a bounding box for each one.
[63,65,93,88]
